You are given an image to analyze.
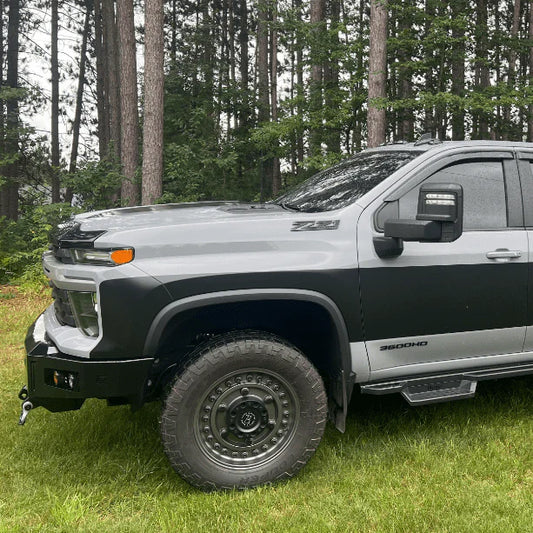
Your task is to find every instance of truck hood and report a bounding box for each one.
[69,201,360,279]
[75,202,290,232]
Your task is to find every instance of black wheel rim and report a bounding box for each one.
[194,368,300,469]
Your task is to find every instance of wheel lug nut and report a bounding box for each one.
[271,437,278,444]
[225,381,232,387]
[203,415,209,422]
[218,404,227,412]
[279,392,285,398]
[268,420,275,428]
[216,388,223,394]
[282,420,288,427]
[236,377,242,383]
[253,449,259,455]
[204,406,211,412]
[277,430,283,436]
[207,435,213,441]
[264,395,273,403]
[240,387,249,396]
[247,375,253,382]
[242,452,248,457]
[232,452,238,457]
[209,395,216,402]
[222,448,228,454]
[283,410,289,417]
[273,385,279,391]
[214,443,220,450]
[203,426,210,433]
[262,444,268,451]
[282,401,288,407]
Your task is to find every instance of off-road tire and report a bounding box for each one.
[160,331,327,490]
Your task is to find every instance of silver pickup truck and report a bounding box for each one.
[18,138,533,490]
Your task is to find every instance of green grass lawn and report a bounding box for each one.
[1,288,533,532]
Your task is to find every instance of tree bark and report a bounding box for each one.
[257,0,271,200]
[503,0,521,140]
[451,0,466,140]
[474,0,490,139]
[324,0,341,153]
[1,0,19,220]
[94,0,108,157]
[66,0,91,204]
[51,0,60,202]
[117,0,140,206]
[367,0,387,148]
[103,0,120,159]
[309,0,325,157]
[141,0,164,205]
[527,2,533,142]
[271,2,280,196]
[238,0,249,128]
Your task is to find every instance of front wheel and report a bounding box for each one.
[160,332,327,490]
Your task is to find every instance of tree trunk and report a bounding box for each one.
[324,0,341,153]
[51,0,61,202]
[309,0,325,157]
[117,0,140,206]
[474,0,490,139]
[451,0,466,140]
[1,0,19,220]
[398,0,414,141]
[503,0,521,140]
[103,0,120,159]
[527,2,533,142]
[66,0,91,204]
[367,0,387,148]
[295,0,304,170]
[141,0,164,205]
[238,0,249,128]
[257,0,271,200]
[271,2,280,196]
[94,0,108,158]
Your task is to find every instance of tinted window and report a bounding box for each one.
[398,160,507,229]
[276,151,422,212]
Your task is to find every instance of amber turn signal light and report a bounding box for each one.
[110,248,135,265]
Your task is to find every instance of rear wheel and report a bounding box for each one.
[160,331,327,490]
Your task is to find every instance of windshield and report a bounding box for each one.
[276,150,423,212]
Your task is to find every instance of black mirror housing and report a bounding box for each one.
[384,219,442,241]
[417,183,463,242]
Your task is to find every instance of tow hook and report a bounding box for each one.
[18,386,33,426]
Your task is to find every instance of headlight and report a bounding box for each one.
[71,248,134,266]
[68,291,99,337]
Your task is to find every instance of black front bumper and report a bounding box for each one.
[23,315,155,413]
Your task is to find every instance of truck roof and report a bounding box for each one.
[369,139,533,153]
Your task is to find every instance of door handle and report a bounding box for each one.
[486,249,522,262]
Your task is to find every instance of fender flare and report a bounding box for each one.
[143,288,355,431]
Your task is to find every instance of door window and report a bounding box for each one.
[398,160,508,230]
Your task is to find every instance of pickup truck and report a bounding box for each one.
[18,138,533,490]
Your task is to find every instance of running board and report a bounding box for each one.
[360,362,533,406]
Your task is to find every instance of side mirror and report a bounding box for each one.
[374,183,464,258]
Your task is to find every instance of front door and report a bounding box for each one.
[357,153,528,381]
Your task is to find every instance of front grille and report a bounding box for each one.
[51,283,76,327]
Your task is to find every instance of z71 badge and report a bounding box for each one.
[291,220,340,232]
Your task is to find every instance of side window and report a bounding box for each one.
[398,160,508,230]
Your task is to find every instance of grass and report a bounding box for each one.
[1,287,533,532]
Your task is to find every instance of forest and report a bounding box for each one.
[1,0,533,282]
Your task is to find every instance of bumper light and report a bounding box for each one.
[46,369,79,391]
[71,247,134,266]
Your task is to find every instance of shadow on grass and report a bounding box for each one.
[15,374,533,492]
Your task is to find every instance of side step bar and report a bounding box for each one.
[360,362,533,406]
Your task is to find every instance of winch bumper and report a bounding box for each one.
[19,314,155,418]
